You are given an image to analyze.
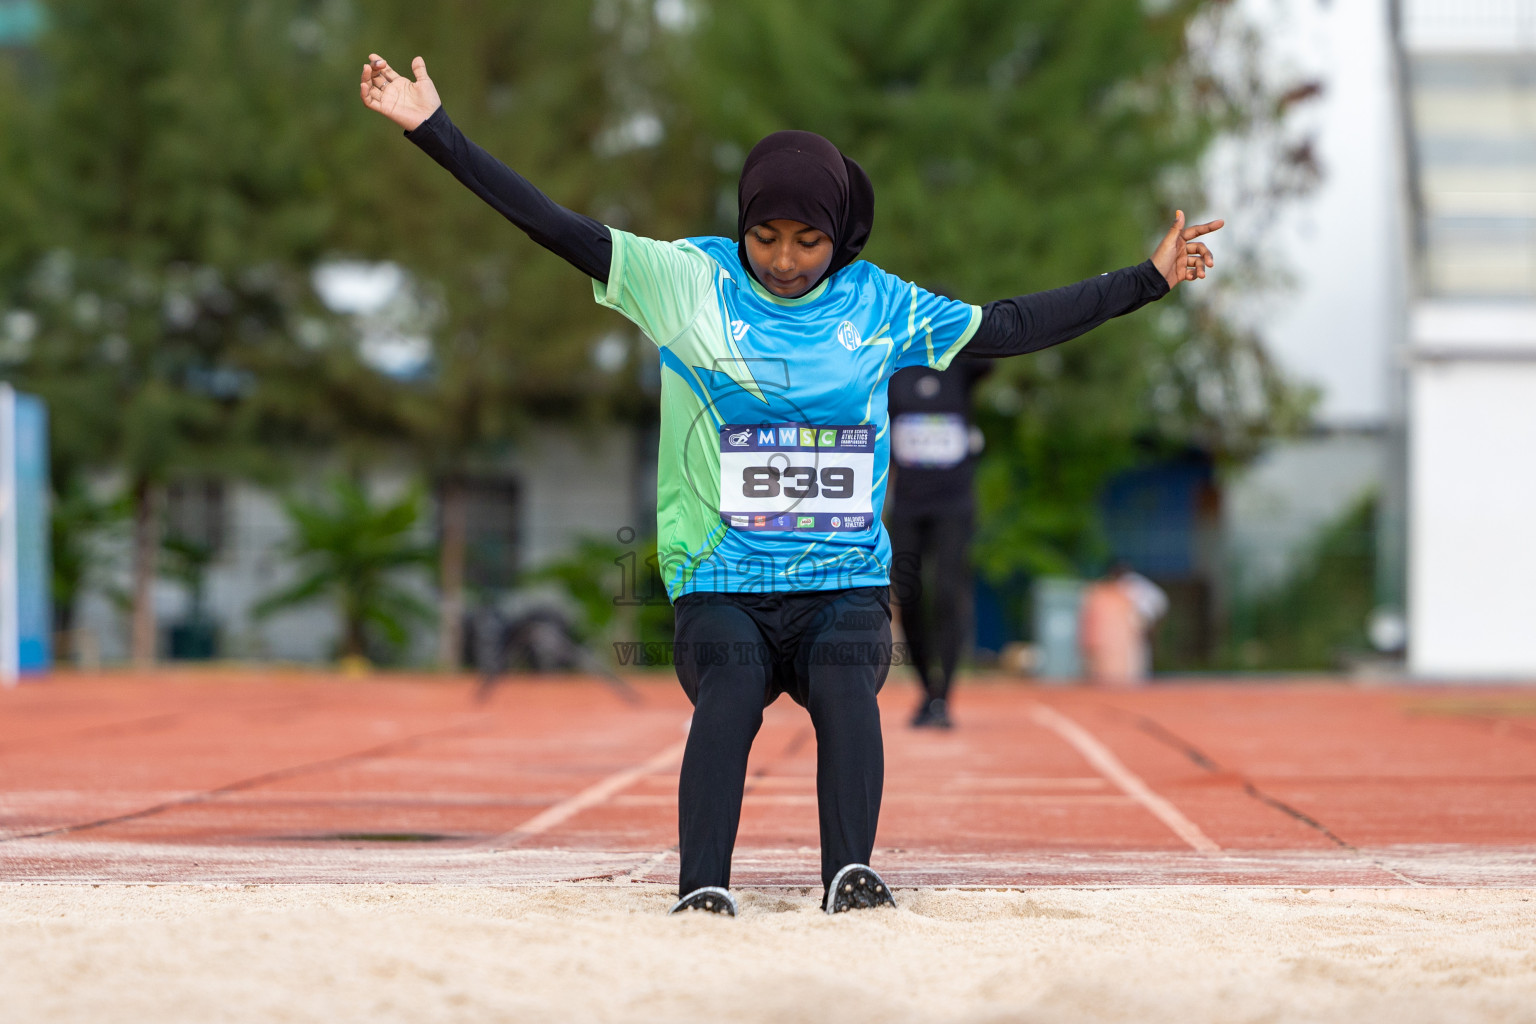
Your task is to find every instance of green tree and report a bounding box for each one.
[1,0,1323,671]
[0,0,377,664]
[253,477,434,661]
[679,0,1316,578]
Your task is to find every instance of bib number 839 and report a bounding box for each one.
[742,465,854,500]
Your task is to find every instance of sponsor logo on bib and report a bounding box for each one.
[727,429,751,447]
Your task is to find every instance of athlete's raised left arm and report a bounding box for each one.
[966,211,1222,358]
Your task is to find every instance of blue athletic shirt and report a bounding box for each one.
[594,230,982,600]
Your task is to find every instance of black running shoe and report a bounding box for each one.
[911,698,952,729]
[668,886,737,916]
[824,864,897,914]
[928,698,953,729]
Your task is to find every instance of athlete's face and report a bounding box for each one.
[744,219,834,298]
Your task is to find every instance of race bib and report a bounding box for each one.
[891,413,967,469]
[718,424,875,532]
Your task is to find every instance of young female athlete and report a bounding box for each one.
[360,53,1222,916]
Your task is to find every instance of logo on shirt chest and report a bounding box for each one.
[729,319,750,341]
[835,321,862,351]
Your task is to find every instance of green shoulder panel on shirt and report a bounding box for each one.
[592,229,716,349]
[931,304,983,371]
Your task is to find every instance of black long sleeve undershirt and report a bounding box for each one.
[403,106,1170,355]
[965,261,1170,358]
[405,106,614,282]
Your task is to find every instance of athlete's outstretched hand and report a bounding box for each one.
[1151,211,1224,290]
[359,53,440,132]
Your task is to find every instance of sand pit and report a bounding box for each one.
[4,884,1534,1023]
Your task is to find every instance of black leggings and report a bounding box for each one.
[672,587,891,897]
[889,510,974,703]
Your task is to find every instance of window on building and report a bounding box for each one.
[164,479,227,555]
[1406,26,1536,298]
[447,478,521,592]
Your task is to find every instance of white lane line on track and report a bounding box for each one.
[624,845,676,881]
[1031,704,1221,853]
[482,736,690,852]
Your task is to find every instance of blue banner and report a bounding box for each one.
[13,393,50,672]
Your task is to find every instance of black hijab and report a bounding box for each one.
[736,130,875,290]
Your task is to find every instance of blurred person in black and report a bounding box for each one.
[888,356,991,728]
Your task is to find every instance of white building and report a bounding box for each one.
[72,420,651,666]
[1399,0,1536,676]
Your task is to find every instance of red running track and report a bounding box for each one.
[3,671,1536,887]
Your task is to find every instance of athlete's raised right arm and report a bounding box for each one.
[360,54,613,282]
